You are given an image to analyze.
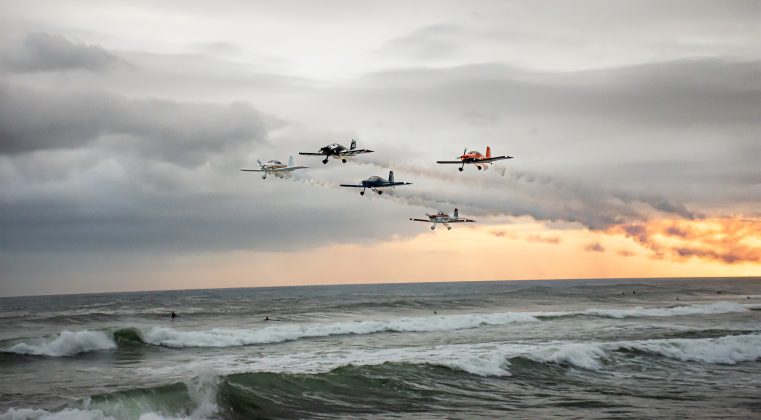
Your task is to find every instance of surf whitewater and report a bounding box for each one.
[1,301,756,356]
[2,332,761,419]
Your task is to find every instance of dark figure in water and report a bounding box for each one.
[265,316,270,321]
[632,291,636,295]
[434,310,438,315]
[676,297,680,301]
[171,311,177,319]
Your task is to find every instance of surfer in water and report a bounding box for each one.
[171,311,177,319]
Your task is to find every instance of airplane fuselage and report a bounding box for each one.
[458,151,492,169]
[428,213,454,223]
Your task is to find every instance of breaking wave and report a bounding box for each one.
[1,301,755,356]
[581,301,753,319]
[137,312,538,348]
[1,330,116,357]
[3,333,760,419]
[526,333,761,370]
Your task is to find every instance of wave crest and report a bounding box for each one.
[2,330,116,357]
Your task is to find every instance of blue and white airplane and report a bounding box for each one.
[340,171,412,196]
[240,156,308,179]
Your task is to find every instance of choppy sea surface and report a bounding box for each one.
[1,277,761,419]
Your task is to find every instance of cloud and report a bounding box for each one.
[610,217,761,264]
[617,249,636,257]
[2,32,124,72]
[0,84,267,165]
[526,234,561,244]
[584,242,606,253]
[378,24,465,60]
[351,157,696,230]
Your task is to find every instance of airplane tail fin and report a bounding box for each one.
[389,171,394,183]
[288,156,294,167]
[486,146,492,159]
[350,139,357,150]
[454,208,459,218]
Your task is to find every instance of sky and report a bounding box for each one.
[1,0,760,296]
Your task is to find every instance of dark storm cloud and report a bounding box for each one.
[2,32,124,72]
[0,84,267,165]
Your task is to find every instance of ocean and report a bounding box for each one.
[1,277,760,419]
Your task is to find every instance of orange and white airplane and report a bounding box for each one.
[436,146,513,172]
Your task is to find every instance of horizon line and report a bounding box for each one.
[2,275,760,300]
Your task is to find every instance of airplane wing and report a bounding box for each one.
[272,166,308,172]
[240,169,265,172]
[384,182,412,186]
[298,152,325,156]
[409,218,431,222]
[338,149,374,156]
[339,184,365,188]
[436,160,464,164]
[478,156,513,163]
[449,218,477,223]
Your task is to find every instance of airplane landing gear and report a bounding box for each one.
[458,167,464,172]
[477,166,482,170]
[377,190,383,195]
[447,226,452,230]
[341,159,347,163]
[322,159,328,164]
[360,191,365,196]
[431,225,436,230]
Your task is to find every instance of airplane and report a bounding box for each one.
[410,208,476,230]
[240,156,308,179]
[299,139,373,164]
[436,146,513,172]
[340,171,412,195]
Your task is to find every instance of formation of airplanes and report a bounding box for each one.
[241,139,514,230]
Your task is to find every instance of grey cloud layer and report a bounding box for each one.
[0,84,267,165]
[2,32,123,73]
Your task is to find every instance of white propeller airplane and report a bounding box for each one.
[410,208,476,230]
[340,171,412,196]
[437,146,513,172]
[240,156,308,179]
[299,139,374,164]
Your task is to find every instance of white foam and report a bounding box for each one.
[3,330,116,357]
[139,312,538,348]
[0,408,116,420]
[527,343,609,370]
[525,333,761,370]
[614,333,761,364]
[582,301,751,319]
